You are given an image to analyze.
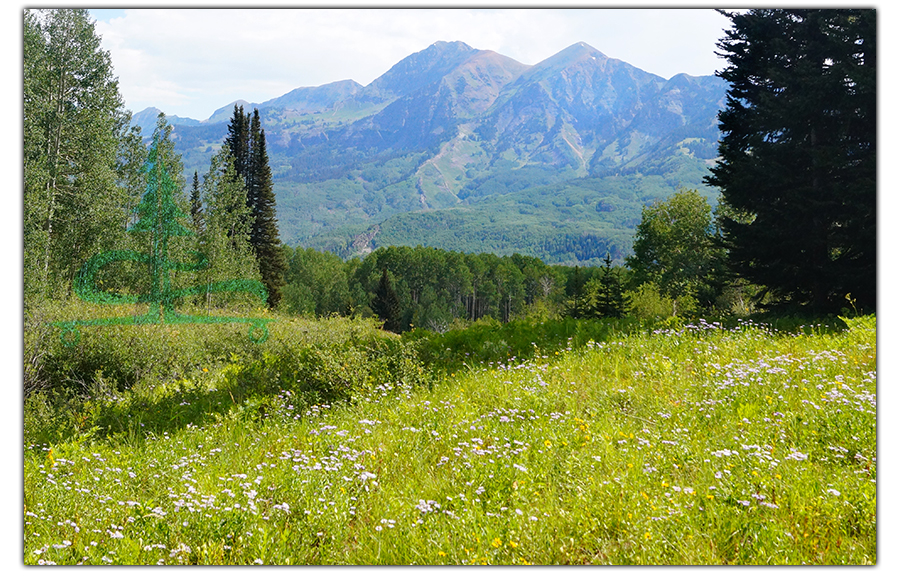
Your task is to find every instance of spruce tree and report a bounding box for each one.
[596,253,629,318]
[197,145,260,309]
[190,170,203,233]
[372,269,402,333]
[221,105,286,308]
[706,9,876,312]
[224,104,251,182]
[247,109,287,307]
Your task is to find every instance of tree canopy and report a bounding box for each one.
[24,8,137,305]
[626,188,725,309]
[706,9,876,312]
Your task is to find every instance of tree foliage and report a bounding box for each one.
[626,188,725,308]
[248,109,287,307]
[222,105,287,307]
[372,269,402,333]
[196,145,260,308]
[706,9,876,312]
[23,9,136,305]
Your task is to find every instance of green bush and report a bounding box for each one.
[24,301,427,446]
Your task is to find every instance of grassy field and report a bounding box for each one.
[23,314,876,565]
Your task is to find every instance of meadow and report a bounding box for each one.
[23,310,876,565]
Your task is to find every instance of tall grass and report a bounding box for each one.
[23,313,875,565]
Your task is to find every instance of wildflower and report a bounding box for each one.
[784,450,808,461]
[438,551,447,557]
[544,440,552,448]
[644,532,651,540]
[491,537,503,548]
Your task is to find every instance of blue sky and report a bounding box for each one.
[86,6,736,121]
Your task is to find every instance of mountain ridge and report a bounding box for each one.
[133,40,727,265]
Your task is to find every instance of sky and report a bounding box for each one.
[85,4,736,121]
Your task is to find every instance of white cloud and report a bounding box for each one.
[88,7,735,121]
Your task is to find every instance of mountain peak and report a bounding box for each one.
[535,41,610,70]
[363,40,481,100]
[429,40,474,51]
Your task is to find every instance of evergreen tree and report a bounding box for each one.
[128,128,194,320]
[248,109,287,307]
[706,9,876,312]
[372,268,402,333]
[221,105,286,308]
[190,170,203,233]
[224,104,251,182]
[596,252,630,318]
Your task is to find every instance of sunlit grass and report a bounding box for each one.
[24,315,875,565]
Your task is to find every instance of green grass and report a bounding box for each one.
[23,314,876,565]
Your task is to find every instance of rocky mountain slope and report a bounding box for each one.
[135,40,727,265]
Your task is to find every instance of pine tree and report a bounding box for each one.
[190,170,203,233]
[224,104,250,182]
[706,9,876,312]
[128,128,194,320]
[372,269,402,333]
[221,106,286,308]
[596,253,629,318]
[248,109,287,307]
[197,145,260,309]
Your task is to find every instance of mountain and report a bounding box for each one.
[259,80,364,113]
[135,41,727,265]
[131,106,203,134]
